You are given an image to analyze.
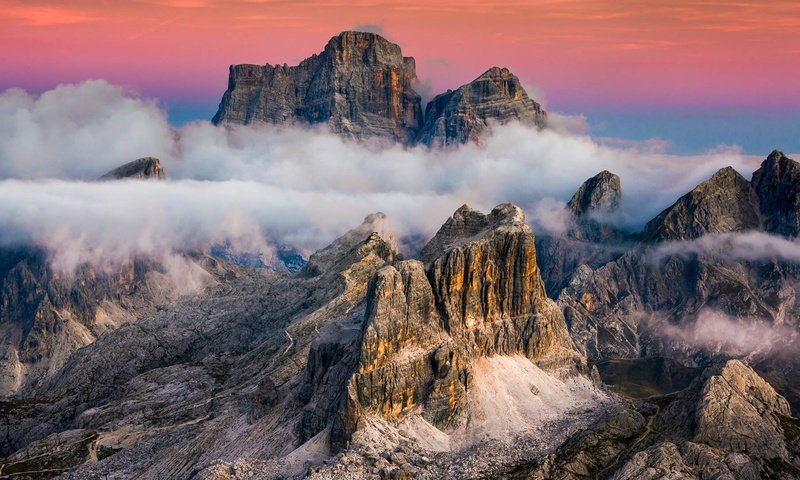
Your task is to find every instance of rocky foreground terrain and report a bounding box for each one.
[1,152,799,479]
[1,30,799,480]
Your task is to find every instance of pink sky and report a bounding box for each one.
[2,0,800,112]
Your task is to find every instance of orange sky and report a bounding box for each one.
[2,0,799,113]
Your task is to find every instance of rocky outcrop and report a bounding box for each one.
[643,166,760,241]
[299,204,585,451]
[98,157,166,180]
[537,171,629,297]
[752,150,800,237]
[418,67,547,146]
[0,247,237,397]
[212,31,423,143]
[567,170,622,217]
[513,360,800,480]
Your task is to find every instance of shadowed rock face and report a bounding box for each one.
[568,170,622,217]
[98,157,166,180]
[212,31,423,143]
[752,150,800,237]
[643,166,761,242]
[537,170,629,297]
[418,67,547,146]
[513,360,799,480]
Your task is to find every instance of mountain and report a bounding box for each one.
[212,32,548,146]
[536,170,630,296]
[643,166,760,242]
[752,149,800,237]
[0,246,238,397]
[540,151,800,411]
[418,67,547,147]
[98,157,166,180]
[0,205,596,479]
[212,31,423,143]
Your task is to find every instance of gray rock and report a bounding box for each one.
[212,31,423,143]
[752,150,800,237]
[418,67,546,146]
[98,157,166,180]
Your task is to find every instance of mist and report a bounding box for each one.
[0,80,780,273]
[658,309,799,358]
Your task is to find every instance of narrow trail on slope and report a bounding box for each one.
[596,401,660,479]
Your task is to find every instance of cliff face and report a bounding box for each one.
[300,204,584,449]
[212,31,423,143]
[752,150,800,237]
[643,166,761,242]
[418,67,547,147]
[213,34,549,146]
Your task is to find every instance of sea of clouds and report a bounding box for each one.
[0,80,779,273]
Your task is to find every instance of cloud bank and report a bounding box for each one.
[659,309,799,358]
[0,80,779,273]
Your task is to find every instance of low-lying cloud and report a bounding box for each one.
[0,80,782,273]
[658,309,799,358]
[651,232,800,264]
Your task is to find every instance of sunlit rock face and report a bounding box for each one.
[212,31,423,143]
[326,203,584,446]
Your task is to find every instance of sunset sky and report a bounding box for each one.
[2,0,799,153]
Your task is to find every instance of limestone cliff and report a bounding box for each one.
[752,150,800,237]
[212,31,423,143]
[418,67,547,146]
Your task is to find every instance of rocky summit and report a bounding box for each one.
[419,67,547,147]
[212,31,423,143]
[98,157,166,180]
[212,32,548,146]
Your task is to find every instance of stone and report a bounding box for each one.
[643,166,760,241]
[418,67,546,146]
[751,150,800,237]
[212,31,423,143]
[98,157,166,180]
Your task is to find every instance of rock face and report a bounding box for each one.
[643,166,760,241]
[418,67,547,146]
[513,360,800,480]
[98,157,166,180]
[212,31,423,143]
[752,150,800,237]
[567,170,622,217]
[537,171,629,297]
[544,153,800,413]
[302,203,584,449]
[0,247,236,397]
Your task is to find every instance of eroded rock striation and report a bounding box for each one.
[419,67,547,146]
[643,166,760,242]
[213,33,548,146]
[212,31,423,143]
[752,150,800,237]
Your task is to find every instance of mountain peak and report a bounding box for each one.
[98,157,166,181]
[419,66,546,147]
[212,32,422,143]
[752,149,800,236]
[567,170,622,217]
[644,166,760,241]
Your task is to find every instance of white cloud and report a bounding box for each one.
[0,80,777,273]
